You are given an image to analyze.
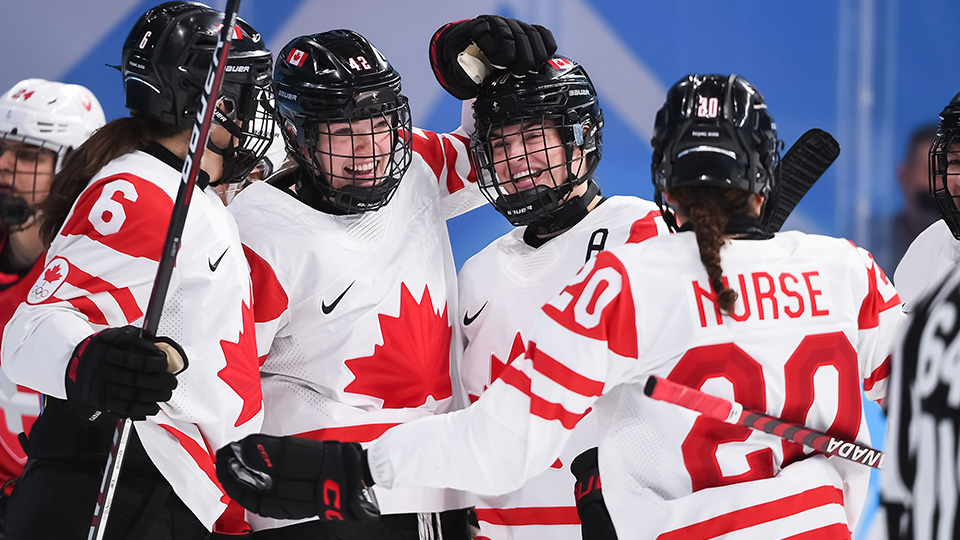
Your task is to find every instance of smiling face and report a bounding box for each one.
[0,137,57,206]
[312,116,394,190]
[488,118,584,195]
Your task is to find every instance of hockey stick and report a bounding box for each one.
[643,375,885,469]
[762,128,841,233]
[88,1,242,538]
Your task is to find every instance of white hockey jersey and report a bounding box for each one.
[457,196,668,540]
[0,148,262,529]
[370,230,904,540]
[893,219,960,312]
[229,127,485,530]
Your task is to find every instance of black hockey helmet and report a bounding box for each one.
[121,1,275,183]
[274,30,412,214]
[929,90,960,239]
[651,74,779,227]
[471,55,603,226]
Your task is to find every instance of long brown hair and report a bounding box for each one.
[668,186,754,313]
[39,115,182,244]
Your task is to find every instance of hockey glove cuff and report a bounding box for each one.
[429,15,557,99]
[65,325,179,421]
[216,434,380,522]
[571,447,619,540]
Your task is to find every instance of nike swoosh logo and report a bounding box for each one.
[463,301,488,326]
[321,281,356,315]
[208,247,229,272]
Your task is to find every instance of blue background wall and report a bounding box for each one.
[5,1,959,538]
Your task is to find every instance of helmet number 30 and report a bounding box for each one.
[348,56,372,71]
[88,181,138,236]
[697,96,719,118]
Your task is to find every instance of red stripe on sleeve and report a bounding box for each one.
[411,130,445,181]
[475,506,581,526]
[655,486,845,540]
[498,362,588,429]
[64,264,143,324]
[863,356,890,393]
[529,342,604,397]
[67,296,108,325]
[60,174,174,262]
[242,245,288,324]
[158,424,224,500]
[296,422,401,443]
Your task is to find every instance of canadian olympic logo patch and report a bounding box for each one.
[27,257,69,305]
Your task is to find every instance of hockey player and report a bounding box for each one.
[456,56,668,540]
[894,91,960,311]
[0,78,105,526]
[225,19,555,540]
[0,2,274,538]
[219,73,904,540]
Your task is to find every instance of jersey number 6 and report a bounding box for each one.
[88,180,138,236]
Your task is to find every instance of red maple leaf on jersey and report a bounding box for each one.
[469,332,526,404]
[43,265,62,283]
[217,299,262,427]
[344,283,452,408]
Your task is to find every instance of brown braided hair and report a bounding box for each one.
[668,186,755,313]
[39,115,183,245]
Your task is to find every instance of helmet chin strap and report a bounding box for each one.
[524,180,602,244]
[206,107,247,185]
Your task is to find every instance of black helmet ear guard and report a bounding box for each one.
[121,1,275,183]
[274,30,412,214]
[650,73,780,231]
[471,55,603,227]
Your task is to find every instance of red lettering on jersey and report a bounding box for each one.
[801,272,829,317]
[753,272,778,320]
[242,245,288,324]
[542,252,638,360]
[218,297,263,427]
[693,271,832,327]
[626,210,662,244]
[693,281,723,327]
[60,174,173,261]
[64,263,143,324]
[725,274,752,322]
[780,273,805,318]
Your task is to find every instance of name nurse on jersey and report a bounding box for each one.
[691,270,831,327]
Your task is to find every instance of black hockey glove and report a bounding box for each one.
[216,434,380,522]
[571,447,619,540]
[429,15,557,99]
[64,325,181,421]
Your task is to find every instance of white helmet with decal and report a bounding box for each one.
[0,78,106,171]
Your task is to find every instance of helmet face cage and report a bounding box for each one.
[292,95,412,213]
[472,114,595,226]
[214,81,276,184]
[929,110,960,239]
[274,30,413,214]
[0,134,60,229]
[651,74,779,214]
[470,57,603,226]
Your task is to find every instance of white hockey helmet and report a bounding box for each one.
[0,78,106,172]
